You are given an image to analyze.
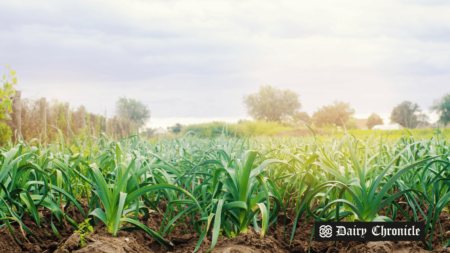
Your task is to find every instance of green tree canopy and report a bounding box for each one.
[168,123,183,134]
[366,113,384,129]
[115,97,150,127]
[243,86,301,122]
[390,101,420,128]
[312,101,355,127]
[432,93,450,126]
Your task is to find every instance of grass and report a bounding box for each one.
[0,126,450,251]
[174,120,450,140]
[180,120,294,137]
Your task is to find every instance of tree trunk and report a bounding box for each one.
[12,91,21,141]
[64,102,70,141]
[113,116,118,137]
[40,97,46,140]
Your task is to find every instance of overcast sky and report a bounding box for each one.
[1,0,449,128]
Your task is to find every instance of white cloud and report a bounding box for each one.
[1,0,449,122]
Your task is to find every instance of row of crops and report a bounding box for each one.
[0,130,449,251]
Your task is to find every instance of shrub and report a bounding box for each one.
[0,65,17,145]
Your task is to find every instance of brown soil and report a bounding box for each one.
[0,226,22,253]
[2,202,450,253]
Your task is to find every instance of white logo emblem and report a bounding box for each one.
[319,225,333,238]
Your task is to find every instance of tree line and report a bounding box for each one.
[155,86,450,136]
[3,66,449,140]
[243,85,450,129]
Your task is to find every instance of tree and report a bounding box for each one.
[168,123,183,134]
[390,101,420,128]
[366,113,384,129]
[145,128,155,136]
[312,101,355,127]
[431,93,450,126]
[293,111,311,124]
[416,113,430,128]
[116,97,150,127]
[243,86,301,122]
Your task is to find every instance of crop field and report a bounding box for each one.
[1,130,450,252]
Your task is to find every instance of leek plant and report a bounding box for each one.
[1,127,450,252]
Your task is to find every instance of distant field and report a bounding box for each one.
[178,120,450,140]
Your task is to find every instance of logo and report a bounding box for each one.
[315,222,424,241]
[319,225,333,238]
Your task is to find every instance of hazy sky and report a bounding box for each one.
[1,0,449,128]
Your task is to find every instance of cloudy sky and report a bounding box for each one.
[1,0,449,128]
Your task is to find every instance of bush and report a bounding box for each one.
[0,66,17,145]
[181,120,293,137]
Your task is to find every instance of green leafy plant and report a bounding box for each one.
[84,144,200,249]
[219,228,237,238]
[74,218,94,247]
[2,120,450,253]
[0,65,17,145]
